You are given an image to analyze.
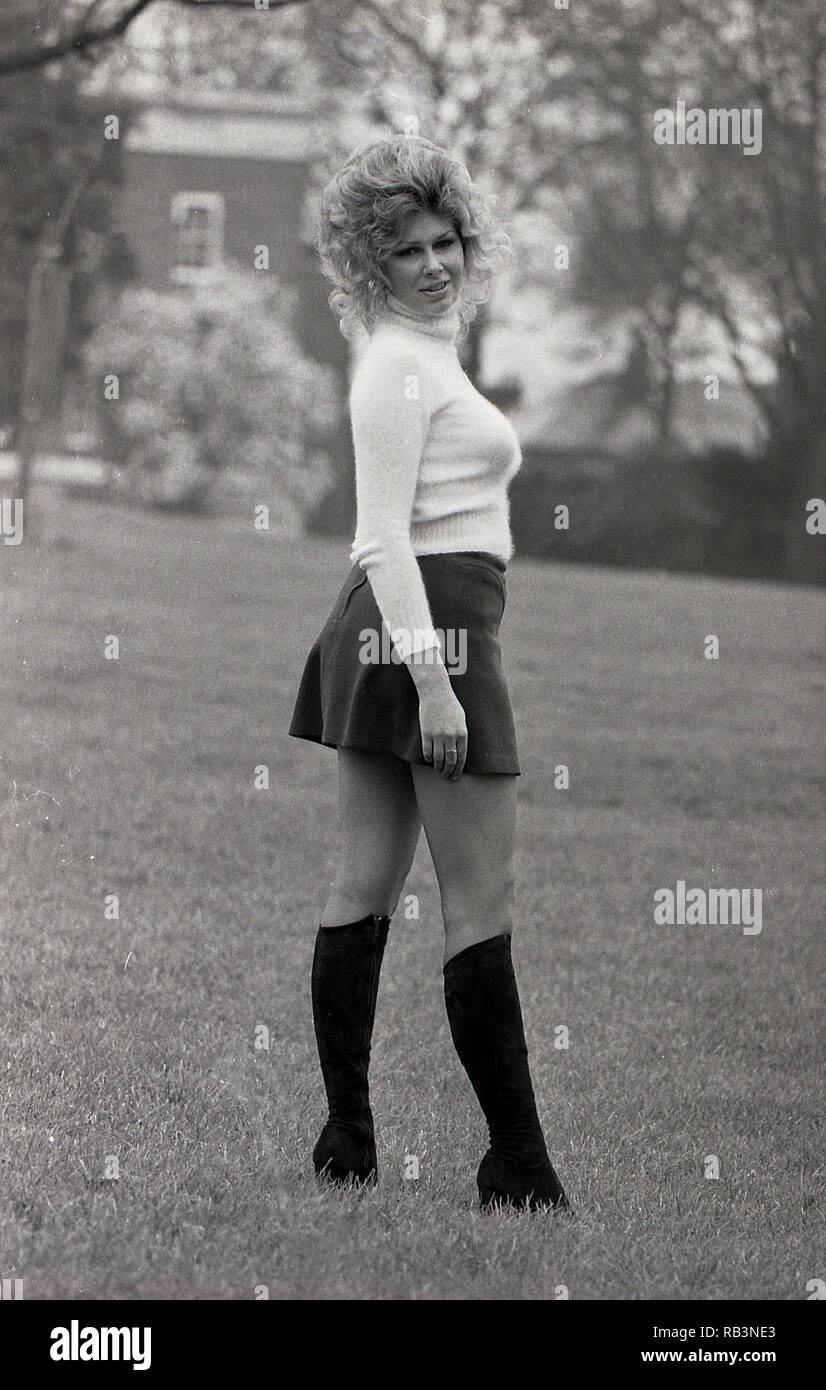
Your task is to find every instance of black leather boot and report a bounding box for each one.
[311,912,390,1185]
[443,933,571,1213]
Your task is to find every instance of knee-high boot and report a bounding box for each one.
[310,912,390,1185]
[443,933,570,1212]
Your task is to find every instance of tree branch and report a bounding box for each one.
[0,0,308,77]
[354,0,439,72]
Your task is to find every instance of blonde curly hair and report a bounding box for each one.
[316,135,511,341]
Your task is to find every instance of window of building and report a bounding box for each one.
[170,193,224,282]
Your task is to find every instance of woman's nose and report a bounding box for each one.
[423,247,442,271]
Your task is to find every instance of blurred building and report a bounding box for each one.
[112,88,337,363]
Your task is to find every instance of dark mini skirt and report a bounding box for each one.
[288,551,521,775]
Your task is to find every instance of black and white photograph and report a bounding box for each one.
[0,0,823,1342]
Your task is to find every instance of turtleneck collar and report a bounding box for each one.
[374,290,461,344]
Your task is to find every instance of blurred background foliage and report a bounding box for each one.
[82,267,339,513]
[1,0,824,580]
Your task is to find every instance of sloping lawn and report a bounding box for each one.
[0,488,823,1299]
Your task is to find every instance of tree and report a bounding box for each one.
[6,1,822,576]
[0,0,307,76]
[672,0,826,579]
[526,0,826,577]
[0,0,310,515]
[0,2,109,428]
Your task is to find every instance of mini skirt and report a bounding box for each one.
[288,551,521,775]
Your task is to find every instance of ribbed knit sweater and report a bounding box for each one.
[349,292,522,660]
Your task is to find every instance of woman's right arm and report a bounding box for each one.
[406,657,468,778]
[349,338,468,778]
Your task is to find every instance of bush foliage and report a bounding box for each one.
[84,266,341,513]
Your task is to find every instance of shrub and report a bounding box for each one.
[83,265,341,514]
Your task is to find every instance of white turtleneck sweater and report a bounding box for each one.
[348,292,522,661]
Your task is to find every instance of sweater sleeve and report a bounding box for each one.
[349,336,443,662]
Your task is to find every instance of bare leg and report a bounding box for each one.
[409,766,517,964]
[320,748,422,927]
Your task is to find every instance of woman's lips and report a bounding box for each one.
[420,280,450,297]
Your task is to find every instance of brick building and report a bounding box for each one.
[59,86,351,514]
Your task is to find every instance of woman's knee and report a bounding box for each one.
[327,748,421,903]
[438,859,515,933]
[322,834,417,922]
[410,768,516,931]
[327,858,404,909]
[443,919,509,964]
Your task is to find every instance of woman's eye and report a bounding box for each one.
[395,237,455,256]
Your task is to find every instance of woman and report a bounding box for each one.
[289,135,569,1213]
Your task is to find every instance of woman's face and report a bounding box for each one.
[382,211,465,316]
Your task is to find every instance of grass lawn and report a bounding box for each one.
[1,487,823,1300]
